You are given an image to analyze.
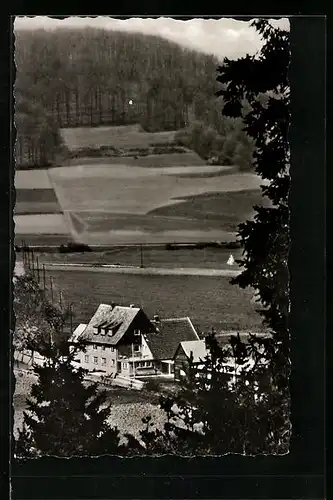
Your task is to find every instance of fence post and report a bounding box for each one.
[22,243,25,267]
[36,256,40,283]
[26,248,30,270]
[42,264,46,292]
[31,248,35,275]
[70,304,73,335]
[50,276,54,302]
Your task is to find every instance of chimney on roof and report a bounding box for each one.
[130,304,135,308]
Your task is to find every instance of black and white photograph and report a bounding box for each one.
[13,15,291,457]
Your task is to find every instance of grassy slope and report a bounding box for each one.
[15,126,265,244]
[15,169,54,190]
[45,268,264,334]
[15,234,73,246]
[15,188,63,215]
[76,212,227,232]
[37,247,243,270]
[149,189,268,227]
[67,151,205,167]
[60,125,177,151]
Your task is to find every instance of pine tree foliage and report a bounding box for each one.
[14,20,291,457]
[216,19,290,353]
[137,19,291,456]
[216,18,291,439]
[15,90,65,168]
[15,341,121,457]
[138,332,288,455]
[14,272,123,457]
[15,27,254,169]
[13,274,70,353]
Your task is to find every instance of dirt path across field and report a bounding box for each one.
[42,262,240,277]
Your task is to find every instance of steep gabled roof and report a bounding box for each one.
[216,332,272,344]
[70,323,87,343]
[145,317,199,360]
[178,339,207,363]
[78,304,142,346]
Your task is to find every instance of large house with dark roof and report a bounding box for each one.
[70,303,199,378]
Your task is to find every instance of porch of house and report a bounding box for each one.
[120,357,174,378]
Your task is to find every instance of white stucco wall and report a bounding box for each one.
[76,343,118,375]
[72,334,155,377]
[140,335,154,359]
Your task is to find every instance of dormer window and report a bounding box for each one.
[94,320,109,335]
[105,321,121,336]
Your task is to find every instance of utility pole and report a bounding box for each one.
[59,291,63,309]
[42,264,46,292]
[36,256,40,283]
[69,304,73,335]
[49,276,54,302]
[131,343,136,379]
[27,248,31,271]
[23,240,27,266]
[22,242,25,267]
[140,244,144,268]
[31,248,35,275]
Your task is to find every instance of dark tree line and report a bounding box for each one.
[15,19,290,456]
[15,91,65,168]
[15,27,255,169]
[15,28,218,130]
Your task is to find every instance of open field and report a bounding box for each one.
[15,169,54,189]
[14,233,73,246]
[45,163,264,243]
[15,163,263,245]
[43,263,240,277]
[36,247,243,270]
[149,189,268,224]
[60,124,177,151]
[14,168,73,240]
[15,188,63,215]
[67,151,205,167]
[71,212,231,232]
[14,125,265,245]
[43,268,264,333]
[14,214,71,235]
[49,164,264,216]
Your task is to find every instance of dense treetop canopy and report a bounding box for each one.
[14,27,254,169]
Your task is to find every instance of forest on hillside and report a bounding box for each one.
[14,27,255,169]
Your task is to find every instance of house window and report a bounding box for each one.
[110,347,114,352]
[84,355,89,363]
[101,346,105,350]
[111,359,115,365]
[94,357,98,364]
[123,362,128,369]
[101,358,106,366]
[134,344,140,352]
[93,344,98,350]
